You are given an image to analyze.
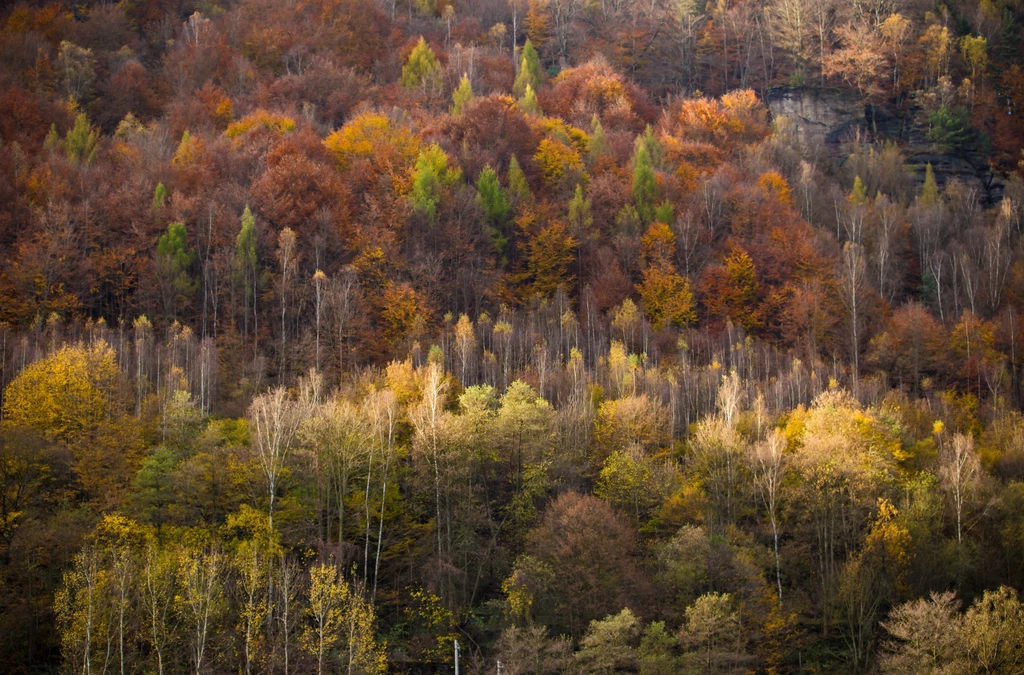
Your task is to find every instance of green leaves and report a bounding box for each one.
[157,222,197,320]
[401,36,441,88]
[927,106,983,155]
[514,39,543,97]
[48,113,99,165]
[477,165,511,259]
[632,141,659,226]
[451,73,473,116]
[410,144,462,224]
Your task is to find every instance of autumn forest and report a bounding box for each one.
[2,0,1024,672]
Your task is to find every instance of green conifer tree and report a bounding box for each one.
[153,183,167,211]
[632,144,658,225]
[452,73,474,116]
[633,125,663,170]
[589,115,610,162]
[513,39,543,97]
[410,145,461,224]
[236,206,260,351]
[64,113,99,165]
[477,166,510,259]
[518,83,541,115]
[401,37,441,88]
[507,154,532,205]
[156,222,196,321]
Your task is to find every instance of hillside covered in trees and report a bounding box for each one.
[2,0,1024,672]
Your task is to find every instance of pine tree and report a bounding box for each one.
[64,113,99,165]
[633,125,663,170]
[508,154,533,205]
[567,184,593,236]
[477,166,510,259]
[518,83,541,115]
[654,201,674,225]
[44,124,60,151]
[588,115,610,162]
[514,39,543,97]
[451,73,473,116]
[568,184,593,295]
[236,206,260,354]
[410,145,461,224]
[477,166,509,224]
[156,222,196,322]
[153,183,166,211]
[632,143,658,225]
[401,36,441,88]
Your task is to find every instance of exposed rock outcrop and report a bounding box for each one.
[767,87,1005,205]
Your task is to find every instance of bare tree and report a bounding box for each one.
[330,267,358,375]
[839,242,869,389]
[277,555,300,675]
[277,228,298,382]
[717,369,744,427]
[365,389,399,605]
[248,372,318,530]
[313,269,326,373]
[941,433,980,548]
[870,195,902,303]
[411,363,454,590]
[751,429,787,603]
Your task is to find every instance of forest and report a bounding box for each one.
[2,0,1024,672]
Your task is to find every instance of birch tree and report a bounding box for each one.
[248,373,317,530]
[177,542,223,675]
[751,429,787,603]
[941,432,981,548]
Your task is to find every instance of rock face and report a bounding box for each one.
[766,87,866,149]
[767,87,1005,205]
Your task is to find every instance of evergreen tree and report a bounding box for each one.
[477,166,510,260]
[514,39,543,97]
[400,36,441,88]
[518,83,542,115]
[152,183,166,211]
[451,73,474,116]
[633,125,663,170]
[589,115,610,162]
[632,144,658,225]
[477,166,509,224]
[236,206,260,351]
[927,106,979,154]
[64,113,99,165]
[654,201,674,225]
[156,222,196,322]
[850,175,867,207]
[410,145,461,224]
[508,154,533,205]
[568,183,593,294]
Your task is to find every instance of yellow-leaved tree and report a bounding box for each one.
[301,562,386,675]
[3,342,143,507]
[4,342,118,443]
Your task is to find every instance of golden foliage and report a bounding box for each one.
[3,342,120,444]
[225,109,297,139]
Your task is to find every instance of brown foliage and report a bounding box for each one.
[525,492,646,637]
[432,94,539,185]
[539,57,655,132]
